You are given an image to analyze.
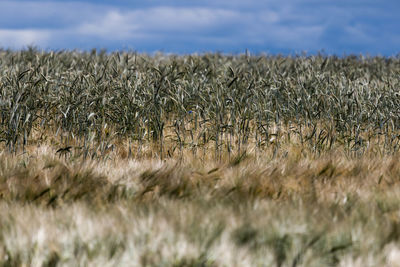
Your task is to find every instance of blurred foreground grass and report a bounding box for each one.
[1,147,400,266]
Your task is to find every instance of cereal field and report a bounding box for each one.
[1,48,400,266]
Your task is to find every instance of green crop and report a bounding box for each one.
[1,48,399,159]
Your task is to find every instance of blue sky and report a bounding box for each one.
[0,0,399,55]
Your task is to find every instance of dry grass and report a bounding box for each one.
[1,146,400,266]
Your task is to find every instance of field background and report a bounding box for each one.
[1,49,400,266]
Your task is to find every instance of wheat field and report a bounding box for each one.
[1,48,400,266]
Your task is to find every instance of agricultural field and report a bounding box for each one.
[1,48,400,266]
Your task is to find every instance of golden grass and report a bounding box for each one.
[1,141,400,265]
[1,142,399,205]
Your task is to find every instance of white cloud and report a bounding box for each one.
[78,11,140,40]
[138,7,239,31]
[0,29,50,48]
[77,7,241,39]
[0,1,397,54]
[0,4,328,51]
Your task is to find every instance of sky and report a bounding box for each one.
[0,0,399,56]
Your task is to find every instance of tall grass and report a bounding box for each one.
[1,48,399,158]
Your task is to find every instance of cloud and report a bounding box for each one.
[75,6,297,49]
[0,29,50,48]
[77,7,241,38]
[136,7,238,30]
[0,0,398,54]
[78,11,139,40]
